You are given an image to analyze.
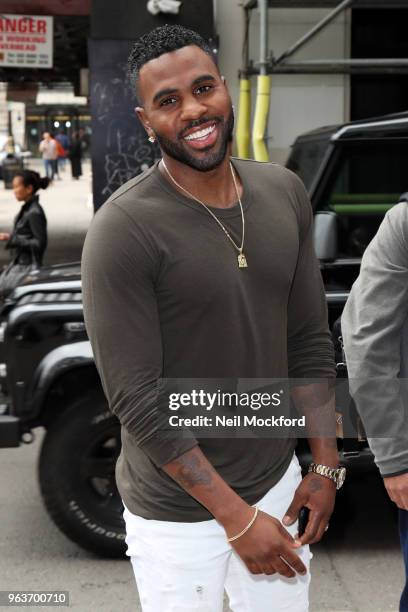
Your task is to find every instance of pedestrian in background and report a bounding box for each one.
[56,130,69,173]
[39,132,57,181]
[78,127,89,156]
[68,131,83,180]
[50,134,63,180]
[0,169,48,264]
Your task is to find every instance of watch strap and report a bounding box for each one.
[308,463,346,490]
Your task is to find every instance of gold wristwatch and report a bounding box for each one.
[308,463,346,490]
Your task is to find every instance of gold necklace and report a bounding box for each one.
[161,158,248,268]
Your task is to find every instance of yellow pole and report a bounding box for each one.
[236,78,251,159]
[252,75,270,162]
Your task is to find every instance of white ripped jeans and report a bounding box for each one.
[122,454,311,612]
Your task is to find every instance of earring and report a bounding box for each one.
[148,135,155,143]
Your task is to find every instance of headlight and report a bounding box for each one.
[0,364,7,378]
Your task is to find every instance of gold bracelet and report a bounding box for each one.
[227,506,259,543]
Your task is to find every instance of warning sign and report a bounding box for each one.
[0,14,53,68]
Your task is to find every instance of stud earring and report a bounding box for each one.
[148,135,155,143]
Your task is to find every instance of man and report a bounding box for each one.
[67,131,83,180]
[56,129,69,152]
[81,24,342,612]
[38,132,57,181]
[342,201,408,612]
[77,127,89,155]
[55,130,69,172]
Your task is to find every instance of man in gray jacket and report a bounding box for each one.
[342,201,408,611]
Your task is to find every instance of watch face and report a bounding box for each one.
[336,467,346,489]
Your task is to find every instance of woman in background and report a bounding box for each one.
[0,170,49,266]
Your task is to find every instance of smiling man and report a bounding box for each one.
[81,24,341,612]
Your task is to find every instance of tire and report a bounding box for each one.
[38,390,126,558]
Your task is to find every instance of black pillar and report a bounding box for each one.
[90,0,215,210]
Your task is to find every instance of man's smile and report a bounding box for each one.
[182,121,219,150]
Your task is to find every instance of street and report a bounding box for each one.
[0,429,404,612]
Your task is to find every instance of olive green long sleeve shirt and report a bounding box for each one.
[81,158,335,521]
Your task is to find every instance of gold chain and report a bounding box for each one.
[160,158,248,268]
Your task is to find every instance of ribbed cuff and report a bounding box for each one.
[373,448,408,478]
[381,467,408,478]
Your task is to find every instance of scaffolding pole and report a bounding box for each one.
[252,0,271,161]
[247,0,408,75]
[248,59,408,75]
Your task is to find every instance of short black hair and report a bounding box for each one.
[127,24,216,100]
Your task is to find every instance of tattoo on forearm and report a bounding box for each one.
[309,477,324,493]
[173,452,214,490]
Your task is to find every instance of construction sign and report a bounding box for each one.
[0,14,53,68]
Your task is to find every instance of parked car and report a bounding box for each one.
[0,110,407,557]
[290,110,408,467]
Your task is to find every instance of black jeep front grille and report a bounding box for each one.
[17,292,83,306]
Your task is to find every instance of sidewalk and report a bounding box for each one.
[0,158,94,268]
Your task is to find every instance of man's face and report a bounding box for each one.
[136,45,234,172]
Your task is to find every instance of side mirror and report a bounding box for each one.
[313,211,337,262]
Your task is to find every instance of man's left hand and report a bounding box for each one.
[282,473,336,545]
[384,473,408,510]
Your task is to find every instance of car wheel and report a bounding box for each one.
[38,389,126,558]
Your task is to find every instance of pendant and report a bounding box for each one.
[238,252,248,268]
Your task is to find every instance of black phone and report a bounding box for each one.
[298,506,310,537]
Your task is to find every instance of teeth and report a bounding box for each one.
[184,124,216,141]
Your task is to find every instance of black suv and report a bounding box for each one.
[1,110,407,558]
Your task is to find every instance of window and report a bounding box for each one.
[322,140,408,257]
[286,135,331,192]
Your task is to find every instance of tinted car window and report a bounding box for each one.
[286,135,331,192]
[323,140,408,257]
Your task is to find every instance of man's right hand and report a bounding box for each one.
[162,446,307,577]
[225,509,307,578]
[384,473,408,510]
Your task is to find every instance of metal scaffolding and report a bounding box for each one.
[243,0,408,76]
[236,0,408,159]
